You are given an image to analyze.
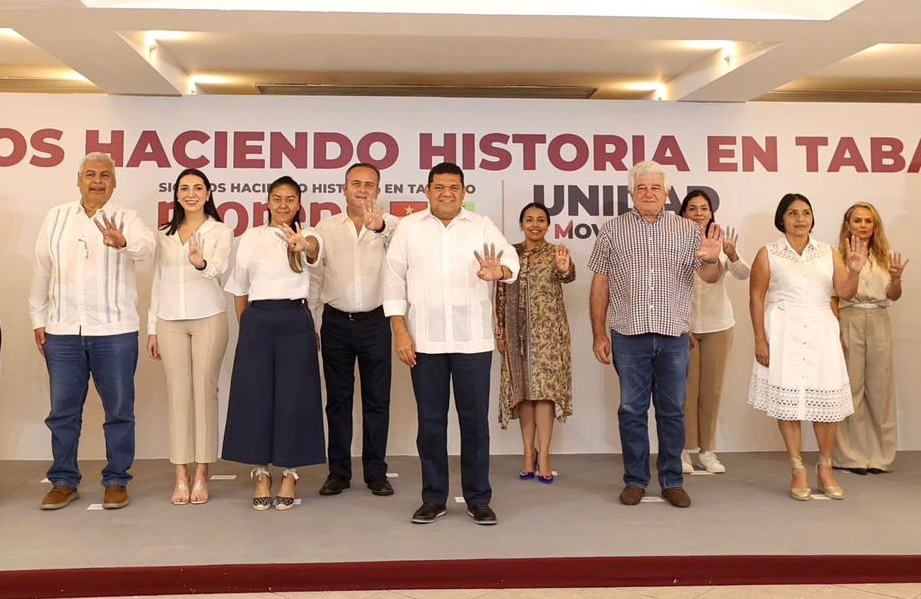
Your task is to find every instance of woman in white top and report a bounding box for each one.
[748,193,866,501]
[833,202,908,474]
[148,168,233,505]
[223,175,324,511]
[678,191,750,474]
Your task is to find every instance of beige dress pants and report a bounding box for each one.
[685,327,733,452]
[834,306,897,471]
[158,313,229,464]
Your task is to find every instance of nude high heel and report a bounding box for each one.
[817,456,845,500]
[789,456,812,501]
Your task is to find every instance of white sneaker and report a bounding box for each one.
[698,451,726,474]
[681,450,694,474]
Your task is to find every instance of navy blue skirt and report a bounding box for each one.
[222,300,326,468]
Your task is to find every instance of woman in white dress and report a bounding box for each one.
[748,193,867,501]
[833,202,908,474]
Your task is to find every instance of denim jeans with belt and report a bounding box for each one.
[612,331,689,490]
[44,332,138,488]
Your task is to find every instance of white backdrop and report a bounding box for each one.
[1,95,920,461]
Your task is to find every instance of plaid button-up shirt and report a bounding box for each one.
[588,209,702,337]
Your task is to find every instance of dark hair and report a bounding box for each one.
[678,190,715,234]
[267,176,305,273]
[774,193,814,233]
[518,202,551,225]
[161,168,222,235]
[345,162,381,184]
[427,162,465,186]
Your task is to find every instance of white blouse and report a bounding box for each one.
[147,218,234,334]
[225,224,323,301]
[838,258,891,308]
[690,252,751,334]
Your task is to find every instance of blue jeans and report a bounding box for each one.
[612,331,689,490]
[44,332,138,488]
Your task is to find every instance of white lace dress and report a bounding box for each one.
[748,237,855,422]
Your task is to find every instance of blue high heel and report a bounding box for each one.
[519,452,538,480]
[538,474,554,485]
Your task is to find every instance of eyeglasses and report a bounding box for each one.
[77,235,89,259]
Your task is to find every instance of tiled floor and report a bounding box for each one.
[68,585,921,599]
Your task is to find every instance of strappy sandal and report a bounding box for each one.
[251,466,273,511]
[190,477,209,505]
[274,469,299,511]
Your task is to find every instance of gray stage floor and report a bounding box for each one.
[1,452,919,572]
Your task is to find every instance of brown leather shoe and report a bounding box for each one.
[661,487,691,508]
[619,486,645,505]
[41,485,80,510]
[103,485,130,509]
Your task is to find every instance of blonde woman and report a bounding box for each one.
[833,202,908,475]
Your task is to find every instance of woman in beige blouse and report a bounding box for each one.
[833,202,908,475]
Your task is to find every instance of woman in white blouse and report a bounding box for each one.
[833,202,908,474]
[148,168,233,505]
[222,175,325,511]
[678,191,750,474]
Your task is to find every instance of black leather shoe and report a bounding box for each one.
[318,475,351,496]
[466,503,498,525]
[833,466,868,475]
[367,478,394,496]
[868,468,889,475]
[411,503,446,524]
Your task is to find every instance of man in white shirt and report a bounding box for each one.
[384,162,519,525]
[309,162,399,497]
[29,152,155,511]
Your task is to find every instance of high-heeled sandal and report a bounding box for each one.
[519,452,538,480]
[789,456,812,501]
[171,477,191,505]
[251,466,273,511]
[190,477,209,505]
[274,469,299,511]
[817,456,845,500]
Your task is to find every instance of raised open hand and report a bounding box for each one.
[889,251,909,279]
[845,234,869,274]
[722,226,739,260]
[362,198,384,232]
[275,224,308,252]
[474,243,505,281]
[188,232,206,269]
[555,244,572,274]
[696,223,723,262]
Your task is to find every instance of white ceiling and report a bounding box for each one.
[2,0,921,101]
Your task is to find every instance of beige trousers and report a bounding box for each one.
[834,306,897,470]
[158,313,229,464]
[684,327,733,451]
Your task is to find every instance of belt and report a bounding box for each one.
[324,304,384,321]
[250,299,306,310]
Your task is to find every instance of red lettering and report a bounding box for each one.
[795,137,828,173]
[512,134,546,170]
[126,130,170,168]
[742,136,777,172]
[314,132,352,169]
[213,131,228,169]
[158,200,173,229]
[593,135,628,171]
[269,131,308,169]
[870,137,905,173]
[461,133,476,170]
[651,136,689,171]
[554,221,573,239]
[479,133,511,171]
[172,130,210,169]
[707,136,737,172]
[548,134,588,171]
[218,201,249,237]
[632,135,646,164]
[828,137,868,172]
[0,128,28,167]
[309,201,340,226]
[419,133,456,168]
[29,129,65,167]
[85,130,125,166]
[233,131,265,169]
[356,132,399,169]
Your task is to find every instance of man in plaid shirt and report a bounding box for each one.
[588,161,722,508]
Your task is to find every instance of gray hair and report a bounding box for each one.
[78,152,116,174]
[627,161,671,195]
